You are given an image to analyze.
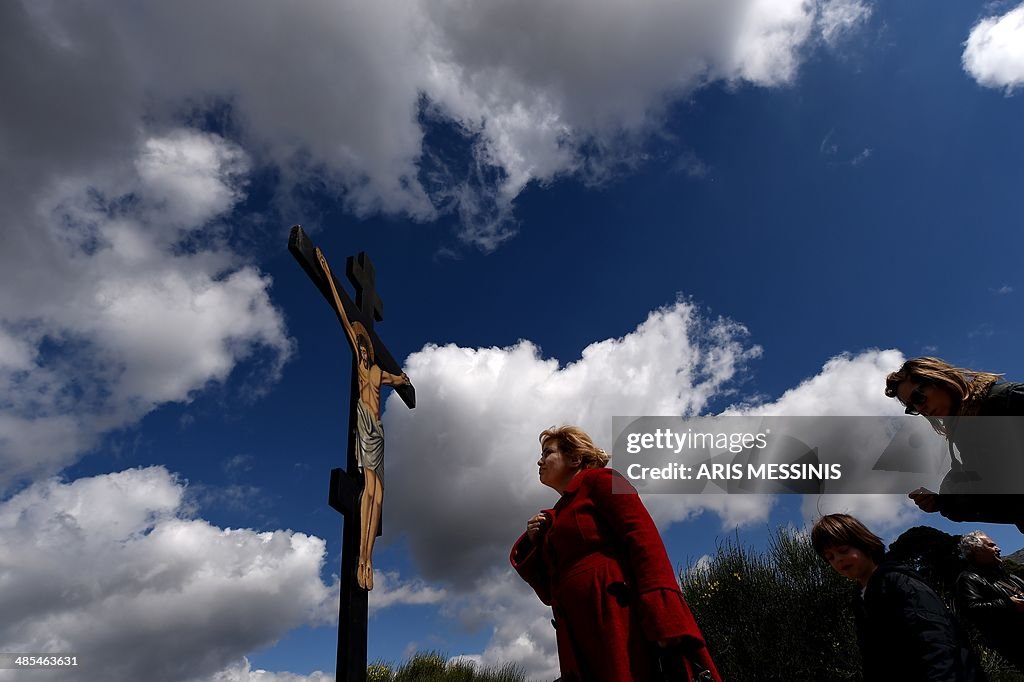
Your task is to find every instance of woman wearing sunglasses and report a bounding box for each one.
[885,357,1024,532]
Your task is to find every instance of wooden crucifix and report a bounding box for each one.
[289,225,415,682]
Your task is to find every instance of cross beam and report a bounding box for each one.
[288,225,415,682]
[288,226,414,410]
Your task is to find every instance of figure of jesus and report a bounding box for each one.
[316,248,410,591]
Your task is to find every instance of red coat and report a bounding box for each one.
[511,467,720,682]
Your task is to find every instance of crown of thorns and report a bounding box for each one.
[351,321,374,363]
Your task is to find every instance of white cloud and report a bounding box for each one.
[134,130,251,228]
[0,467,334,682]
[851,147,872,165]
[818,130,873,166]
[722,0,818,86]
[3,0,874,252]
[0,129,292,488]
[685,553,714,578]
[722,349,933,528]
[646,492,779,529]
[801,493,918,533]
[723,349,904,417]
[369,571,448,615]
[382,299,763,590]
[424,0,871,246]
[963,3,1024,94]
[210,659,332,682]
[820,129,840,155]
[440,572,562,682]
[818,0,873,47]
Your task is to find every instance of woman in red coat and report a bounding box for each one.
[510,425,720,681]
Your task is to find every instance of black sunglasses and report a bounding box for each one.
[904,384,929,415]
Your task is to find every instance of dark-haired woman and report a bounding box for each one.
[885,357,1024,532]
[511,425,720,682]
[812,513,984,681]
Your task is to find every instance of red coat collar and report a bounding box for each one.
[562,467,607,496]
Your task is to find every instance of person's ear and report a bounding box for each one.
[570,455,583,469]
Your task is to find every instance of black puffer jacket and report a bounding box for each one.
[853,562,984,681]
[937,382,1024,532]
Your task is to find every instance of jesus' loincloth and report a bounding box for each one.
[355,399,384,476]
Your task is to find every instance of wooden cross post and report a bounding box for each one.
[288,225,416,682]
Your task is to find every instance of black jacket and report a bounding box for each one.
[853,562,984,681]
[937,382,1024,532]
[954,566,1024,668]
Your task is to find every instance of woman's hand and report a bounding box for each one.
[909,488,940,513]
[526,513,551,542]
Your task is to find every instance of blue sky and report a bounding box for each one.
[3,1,1024,680]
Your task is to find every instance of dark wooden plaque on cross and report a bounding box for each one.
[289,225,415,682]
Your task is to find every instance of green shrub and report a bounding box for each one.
[378,652,526,682]
[367,660,394,682]
[680,528,861,681]
[680,526,1024,681]
[394,652,446,681]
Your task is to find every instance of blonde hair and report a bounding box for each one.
[885,356,1001,434]
[539,425,610,469]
